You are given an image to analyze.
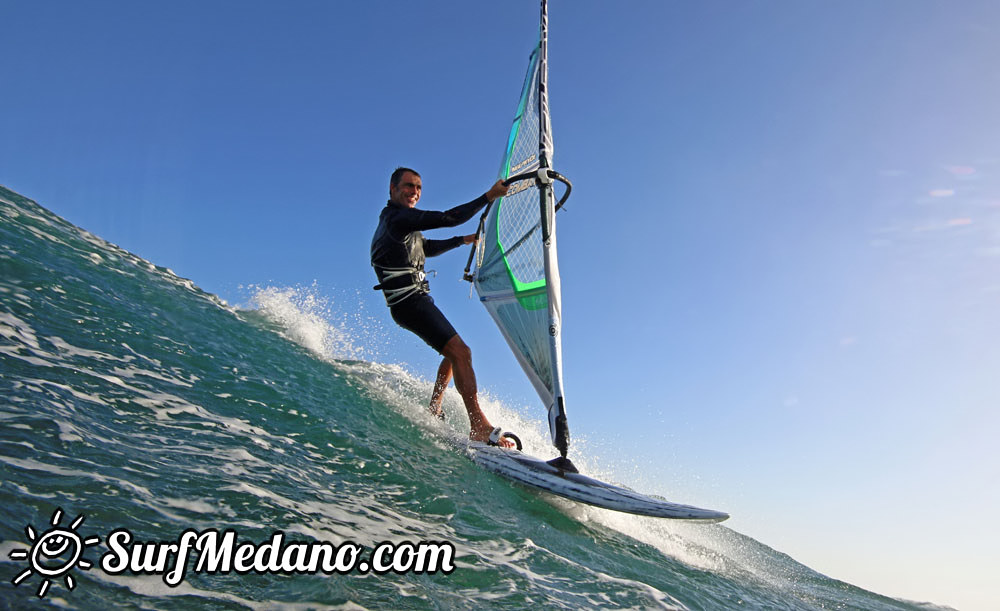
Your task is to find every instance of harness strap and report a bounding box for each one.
[372,265,430,307]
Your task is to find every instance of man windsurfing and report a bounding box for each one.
[371,167,513,447]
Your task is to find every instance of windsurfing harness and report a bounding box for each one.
[371,195,490,307]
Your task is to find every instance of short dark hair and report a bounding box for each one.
[390,167,420,187]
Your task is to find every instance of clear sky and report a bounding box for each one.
[3,1,998,608]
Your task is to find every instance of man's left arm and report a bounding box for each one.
[423,235,466,258]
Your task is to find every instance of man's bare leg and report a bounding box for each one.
[440,335,512,446]
[429,358,452,419]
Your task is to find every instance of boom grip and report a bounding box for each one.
[463,169,573,282]
[503,170,573,210]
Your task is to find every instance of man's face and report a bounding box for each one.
[390,172,422,208]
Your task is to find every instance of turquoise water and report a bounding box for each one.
[0,185,946,609]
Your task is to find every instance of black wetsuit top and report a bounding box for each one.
[370,194,489,352]
[370,194,489,302]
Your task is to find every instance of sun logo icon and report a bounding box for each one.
[9,508,101,599]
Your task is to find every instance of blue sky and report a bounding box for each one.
[3,1,998,608]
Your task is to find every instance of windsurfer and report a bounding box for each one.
[371,167,513,447]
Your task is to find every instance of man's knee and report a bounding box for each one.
[442,335,471,363]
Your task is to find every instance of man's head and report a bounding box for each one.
[389,167,422,208]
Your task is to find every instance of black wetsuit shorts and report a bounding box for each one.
[390,294,457,354]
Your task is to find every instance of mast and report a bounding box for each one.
[538,0,570,459]
[538,0,553,169]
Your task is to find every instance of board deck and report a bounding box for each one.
[451,435,729,522]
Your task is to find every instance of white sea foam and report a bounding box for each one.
[21,222,68,247]
[0,311,42,351]
[246,285,353,358]
[218,479,437,547]
[245,284,395,364]
[0,455,154,499]
[46,335,124,362]
[505,538,687,609]
[110,364,194,388]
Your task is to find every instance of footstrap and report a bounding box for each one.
[487,427,523,451]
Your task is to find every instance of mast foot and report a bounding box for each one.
[546,455,578,473]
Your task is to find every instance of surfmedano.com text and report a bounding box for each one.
[101,528,456,586]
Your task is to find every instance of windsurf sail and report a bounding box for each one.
[466,0,574,460]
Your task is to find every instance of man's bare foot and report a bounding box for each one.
[429,404,444,420]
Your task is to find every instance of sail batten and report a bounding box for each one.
[473,0,571,457]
